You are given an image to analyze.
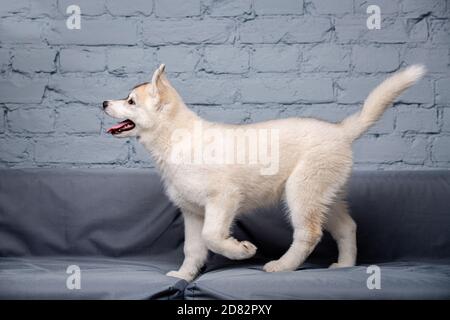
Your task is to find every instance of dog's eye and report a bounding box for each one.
[128,99,135,105]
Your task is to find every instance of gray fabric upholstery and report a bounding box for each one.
[185,260,450,300]
[0,256,186,300]
[0,169,449,299]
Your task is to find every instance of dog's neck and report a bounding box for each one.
[138,100,202,173]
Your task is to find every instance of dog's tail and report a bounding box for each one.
[340,65,425,141]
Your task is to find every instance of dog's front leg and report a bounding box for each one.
[201,198,257,260]
[166,210,208,282]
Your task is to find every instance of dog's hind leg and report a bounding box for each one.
[325,200,357,268]
[264,154,351,272]
[202,194,257,260]
[166,210,208,282]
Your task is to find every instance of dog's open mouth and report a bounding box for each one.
[107,119,136,135]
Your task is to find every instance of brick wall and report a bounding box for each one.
[0,0,449,169]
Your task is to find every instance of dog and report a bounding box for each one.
[103,64,425,282]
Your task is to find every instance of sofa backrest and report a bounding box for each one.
[1,169,449,262]
[0,169,183,257]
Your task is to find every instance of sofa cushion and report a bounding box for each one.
[0,255,186,299]
[185,260,450,300]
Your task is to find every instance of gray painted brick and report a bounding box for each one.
[199,107,248,124]
[206,0,252,16]
[56,104,102,133]
[8,108,54,133]
[143,19,234,45]
[292,104,358,123]
[107,48,156,74]
[293,104,393,134]
[155,0,201,17]
[442,108,450,132]
[397,107,439,133]
[60,48,106,73]
[398,79,434,104]
[131,140,153,164]
[254,0,304,15]
[336,17,426,44]
[35,137,128,163]
[171,78,238,104]
[252,45,299,72]
[302,44,350,72]
[366,19,423,43]
[403,47,449,73]
[403,137,428,165]
[353,136,411,163]
[432,136,450,162]
[334,17,369,43]
[337,77,382,104]
[436,78,450,104]
[240,17,331,44]
[249,107,283,122]
[0,49,10,72]
[240,78,334,103]
[49,76,142,104]
[46,19,139,45]
[204,46,249,74]
[12,49,56,73]
[0,78,47,103]
[352,46,399,72]
[307,0,353,15]
[368,108,395,134]
[0,19,44,44]
[58,0,105,16]
[29,0,58,18]
[0,138,30,162]
[0,0,29,16]
[402,0,447,17]
[407,19,428,42]
[354,0,399,14]
[338,76,433,105]
[106,0,153,16]
[429,19,450,44]
[0,107,4,133]
[156,46,200,73]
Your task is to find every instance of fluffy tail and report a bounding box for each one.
[341,65,426,141]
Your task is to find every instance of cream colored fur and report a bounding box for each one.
[104,64,425,282]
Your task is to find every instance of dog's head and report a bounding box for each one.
[103,64,176,137]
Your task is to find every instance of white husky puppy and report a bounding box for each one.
[103,64,425,282]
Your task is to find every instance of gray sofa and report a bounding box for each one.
[0,169,449,299]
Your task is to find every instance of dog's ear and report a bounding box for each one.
[150,64,166,96]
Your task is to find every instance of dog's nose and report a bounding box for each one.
[102,101,109,109]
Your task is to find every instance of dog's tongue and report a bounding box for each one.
[107,120,131,133]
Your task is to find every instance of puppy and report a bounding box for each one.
[103,64,425,282]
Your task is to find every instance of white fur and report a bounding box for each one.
[104,64,425,282]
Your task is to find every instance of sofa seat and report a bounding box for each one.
[0,255,186,299]
[186,260,450,300]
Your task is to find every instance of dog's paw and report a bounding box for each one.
[263,260,283,272]
[328,262,354,269]
[263,260,291,272]
[166,270,195,282]
[225,240,257,260]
